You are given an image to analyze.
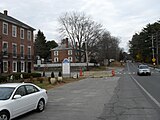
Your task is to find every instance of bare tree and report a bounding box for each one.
[95,31,120,65]
[58,12,103,62]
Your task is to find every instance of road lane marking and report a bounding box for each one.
[131,76,160,108]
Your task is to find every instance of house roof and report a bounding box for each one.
[51,44,73,51]
[0,11,35,31]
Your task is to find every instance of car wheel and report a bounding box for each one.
[0,111,9,120]
[37,99,45,112]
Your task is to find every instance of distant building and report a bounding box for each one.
[0,10,35,73]
[51,38,79,63]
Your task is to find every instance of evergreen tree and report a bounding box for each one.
[34,30,48,59]
[129,20,160,63]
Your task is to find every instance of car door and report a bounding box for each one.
[9,85,29,117]
[24,85,41,109]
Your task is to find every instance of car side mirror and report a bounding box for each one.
[13,95,22,99]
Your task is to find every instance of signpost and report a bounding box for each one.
[152,58,156,68]
[152,58,156,63]
[62,58,70,77]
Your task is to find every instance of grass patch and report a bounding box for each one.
[90,66,107,71]
[31,77,82,90]
[110,61,124,67]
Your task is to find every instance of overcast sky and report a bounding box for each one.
[0,0,160,51]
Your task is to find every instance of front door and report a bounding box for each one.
[28,62,31,73]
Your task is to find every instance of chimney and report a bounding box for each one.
[4,10,8,16]
[66,38,68,48]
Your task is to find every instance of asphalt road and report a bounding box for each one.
[126,62,160,105]
[14,62,160,120]
[98,63,160,120]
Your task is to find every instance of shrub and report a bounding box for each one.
[0,73,41,83]
[51,72,55,78]
[22,73,41,79]
[58,71,62,77]
[0,76,7,83]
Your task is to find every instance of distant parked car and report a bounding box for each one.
[0,83,48,120]
[137,65,151,76]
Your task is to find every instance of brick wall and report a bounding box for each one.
[0,19,34,73]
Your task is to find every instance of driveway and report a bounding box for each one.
[15,77,119,120]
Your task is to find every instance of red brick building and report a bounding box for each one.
[51,38,78,63]
[0,10,35,73]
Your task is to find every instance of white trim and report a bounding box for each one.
[12,25,17,37]
[20,45,24,59]
[68,50,72,55]
[68,57,73,62]
[54,51,58,56]
[2,41,8,57]
[3,22,8,35]
[27,30,31,41]
[20,28,24,39]
[3,61,8,73]
[12,43,17,58]
[12,61,17,72]
[21,61,25,72]
[28,46,31,59]
[54,57,59,62]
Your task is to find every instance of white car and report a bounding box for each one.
[137,65,151,76]
[0,83,48,120]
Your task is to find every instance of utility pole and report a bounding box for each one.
[156,32,159,66]
[152,35,155,59]
[85,41,89,71]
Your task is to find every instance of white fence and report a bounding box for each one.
[34,63,95,68]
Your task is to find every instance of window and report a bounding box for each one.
[12,61,17,72]
[20,45,24,58]
[54,51,58,56]
[0,87,14,100]
[3,61,8,72]
[15,86,26,96]
[27,31,31,40]
[20,28,24,39]
[3,22,8,35]
[2,42,8,57]
[25,85,39,94]
[12,25,17,37]
[54,57,59,62]
[28,46,31,59]
[21,61,25,72]
[12,43,17,58]
[68,57,73,62]
[68,50,72,55]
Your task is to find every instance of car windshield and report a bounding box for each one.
[139,65,149,69]
[0,87,15,100]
